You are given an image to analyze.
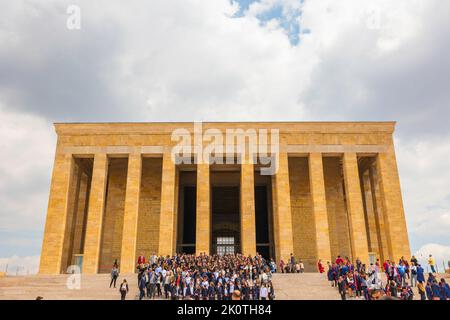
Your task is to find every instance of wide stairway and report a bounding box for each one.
[0,272,342,300]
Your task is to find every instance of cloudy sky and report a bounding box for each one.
[1,0,449,274]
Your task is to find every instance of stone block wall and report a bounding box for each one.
[288,157,317,271]
[98,158,128,273]
[135,158,163,258]
[323,157,352,260]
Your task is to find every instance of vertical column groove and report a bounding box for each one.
[196,163,210,255]
[158,151,177,256]
[240,162,256,256]
[83,154,108,274]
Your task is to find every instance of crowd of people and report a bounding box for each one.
[115,253,276,300]
[109,252,449,301]
[321,255,450,300]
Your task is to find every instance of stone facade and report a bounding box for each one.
[39,122,411,274]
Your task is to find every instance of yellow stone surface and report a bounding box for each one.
[196,163,211,255]
[309,153,332,264]
[343,153,370,264]
[240,163,256,256]
[83,154,108,274]
[120,154,142,273]
[39,152,74,274]
[158,151,177,256]
[39,122,410,274]
[272,152,295,263]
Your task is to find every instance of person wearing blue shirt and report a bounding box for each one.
[440,278,450,300]
[425,282,433,300]
[431,280,441,300]
[416,264,425,283]
[138,273,146,300]
[397,264,406,286]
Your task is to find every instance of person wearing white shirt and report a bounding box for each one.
[260,285,268,300]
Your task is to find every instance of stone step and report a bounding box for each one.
[1,273,448,300]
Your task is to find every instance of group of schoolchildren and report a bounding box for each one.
[324,255,450,300]
[131,253,276,300]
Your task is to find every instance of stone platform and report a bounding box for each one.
[0,273,337,300]
[0,273,447,300]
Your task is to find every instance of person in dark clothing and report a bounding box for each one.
[337,276,347,300]
[119,279,129,300]
[138,275,146,300]
[208,282,216,300]
[216,282,224,300]
[440,278,450,300]
[110,265,119,288]
[431,280,441,300]
[425,281,433,300]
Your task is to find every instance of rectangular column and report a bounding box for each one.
[39,153,74,274]
[120,154,142,273]
[196,163,210,255]
[376,145,411,261]
[272,152,294,263]
[343,153,369,264]
[158,151,177,256]
[83,154,108,274]
[308,153,332,263]
[369,164,389,262]
[361,170,380,255]
[240,163,256,256]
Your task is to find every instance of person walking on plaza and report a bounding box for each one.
[410,263,417,287]
[138,273,146,300]
[279,259,285,274]
[290,253,295,273]
[416,264,425,284]
[428,254,436,273]
[317,259,325,274]
[110,265,119,288]
[119,279,129,300]
[337,276,346,300]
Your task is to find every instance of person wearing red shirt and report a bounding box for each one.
[335,255,344,266]
[137,254,146,265]
[318,259,325,273]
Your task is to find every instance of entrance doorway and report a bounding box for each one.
[211,186,240,255]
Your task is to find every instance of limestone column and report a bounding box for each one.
[240,162,256,256]
[272,152,294,263]
[308,153,332,263]
[361,170,380,255]
[342,153,369,264]
[120,153,142,273]
[39,153,74,274]
[376,144,411,261]
[369,164,389,263]
[158,151,177,256]
[196,163,210,255]
[83,154,108,274]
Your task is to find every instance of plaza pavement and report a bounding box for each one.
[0,272,448,300]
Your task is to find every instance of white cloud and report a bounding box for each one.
[0,106,54,242]
[0,0,449,259]
[0,255,40,275]
[414,244,450,272]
